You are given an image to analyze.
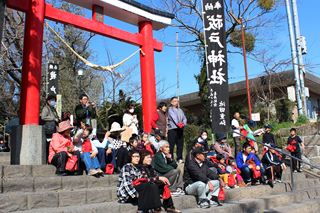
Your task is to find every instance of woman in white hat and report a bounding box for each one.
[105,122,126,172]
[48,121,81,176]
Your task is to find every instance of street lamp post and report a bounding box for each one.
[77,69,84,94]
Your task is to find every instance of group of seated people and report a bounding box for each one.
[48,119,287,212]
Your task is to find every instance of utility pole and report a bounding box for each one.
[291,0,307,116]
[285,0,303,115]
[229,12,252,119]
[0,0,6,53]
[176,32,180,100]
[240,18,252,120]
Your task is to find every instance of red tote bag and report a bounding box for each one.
[218,187,225,201]
[65,155,78,172]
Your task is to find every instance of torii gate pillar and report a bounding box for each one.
[139,21,156,133]
[11,0,46,165]
[21,0,45,124]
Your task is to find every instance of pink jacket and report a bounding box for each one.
[48,133,73,163]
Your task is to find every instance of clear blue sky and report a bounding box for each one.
[85,0,320,99]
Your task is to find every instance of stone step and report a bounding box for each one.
[1,174,118,193]
[1,165,57,178]
[10,191,313,213]
[302,135,320,146]
[265,197,320,213]
[282,171,307,182]
[0,187,116,212]
[183,188,320,213]
[2,193,197,213]
[4,178,319,213]
[304,146,320,158]
[309,156,320,165]
[0,152,10,165]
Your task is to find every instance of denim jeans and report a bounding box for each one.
[81,152,100,173]
[185,180,220,200]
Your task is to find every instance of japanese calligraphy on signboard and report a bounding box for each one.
[47,63,59,96]
[202,0,229,132]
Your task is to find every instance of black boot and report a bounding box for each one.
[211,196,223,206]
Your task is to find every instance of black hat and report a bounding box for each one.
[248,120,256,127]
[192,147,208,157]
[264,124,272,129]
[215,132,226,142]
[154,129,163,136]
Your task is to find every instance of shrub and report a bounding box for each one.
[296,115,308,125]
[184,124,201,152]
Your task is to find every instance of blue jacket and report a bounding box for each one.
[236,152,261,169]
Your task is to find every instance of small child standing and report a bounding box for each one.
[286,128,304,172]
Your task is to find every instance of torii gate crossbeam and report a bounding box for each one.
[6,0,173,165]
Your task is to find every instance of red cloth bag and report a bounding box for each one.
[105,163,114,174]
[252,168,261,179]
[145,144,155,156]
[132,178,149,186]
[162,184,171,199]
[65,155,78,172]
[209,156,219,164]
[286,144,297,152]
[218,187,225,201]
[228,174,236,188]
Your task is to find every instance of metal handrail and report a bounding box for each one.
[231,130,320,191]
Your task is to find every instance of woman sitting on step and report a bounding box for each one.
[117,150,163,213]
[139,150,181,213]
[48,121,81,176]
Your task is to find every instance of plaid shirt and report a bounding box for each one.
[117,163,141,202]
[109,138,125,150]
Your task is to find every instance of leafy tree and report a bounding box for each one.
[152,0,279,127]
[0,9,25,124]
[44,2,103,114]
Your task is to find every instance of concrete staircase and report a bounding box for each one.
[302,134,320,166]
[0,163,319,213]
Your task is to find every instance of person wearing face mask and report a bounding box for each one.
[41,95,60,162]
[194,130,209,151]
[123,104,139,135]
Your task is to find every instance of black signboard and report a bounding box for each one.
[47,63,59,96]
[202,0,229,133]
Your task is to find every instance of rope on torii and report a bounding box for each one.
[45,22,145,77]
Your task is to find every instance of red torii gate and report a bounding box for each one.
[6,0,173,164]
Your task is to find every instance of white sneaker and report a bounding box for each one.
[171,191,181,197]
[89,169,98,176]
[176,188,185,195]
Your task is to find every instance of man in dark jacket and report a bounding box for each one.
[184,147,222,208]
[152,140,184,195]
[74,94,96,127]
